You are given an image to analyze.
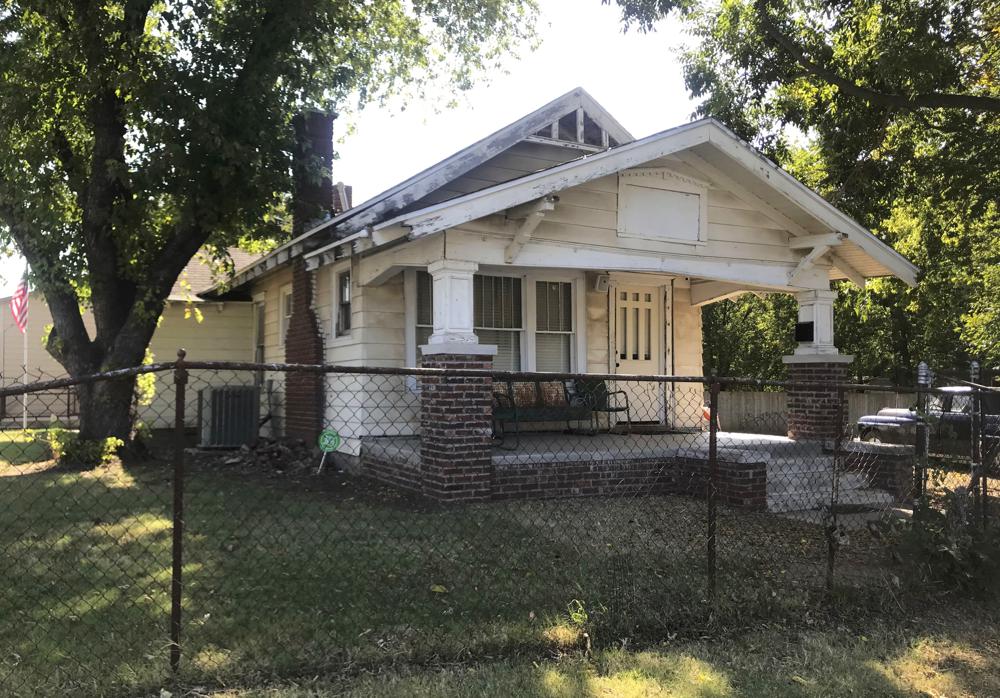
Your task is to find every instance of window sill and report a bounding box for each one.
[326,334,354,350]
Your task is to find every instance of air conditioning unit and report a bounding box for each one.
[199,386,261,448]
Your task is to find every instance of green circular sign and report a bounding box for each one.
[318,429,341,453]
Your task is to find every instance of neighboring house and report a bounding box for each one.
[204,87,918,459]
[0,249,260,428]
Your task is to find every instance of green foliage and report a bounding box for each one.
[0,0,538,438]
[134,347,156,408]
[702,293,797,380]
[889,492,1000,596]
[45,427,123,468]
[615,0,1000,381]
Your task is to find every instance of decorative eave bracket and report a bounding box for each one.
[788,232,849,286]
[504,195,559,264]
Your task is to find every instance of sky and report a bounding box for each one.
[0,0,696,296]
[333,0,697,203]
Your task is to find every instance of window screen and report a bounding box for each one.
[474,275,522,371]
[535,281,573,372]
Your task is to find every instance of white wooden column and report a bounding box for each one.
[421,259,497,357]
[781,288,855,367]
[791,289,837,356]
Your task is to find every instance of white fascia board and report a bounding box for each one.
[704,122,919,287]
[374,121,716,238]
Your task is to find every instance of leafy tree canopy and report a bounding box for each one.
[0,0,538,440]
[611,0,1000,382]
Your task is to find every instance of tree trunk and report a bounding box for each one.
[76,375,139,443]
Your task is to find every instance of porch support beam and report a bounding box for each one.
[689,281,751,307]
[504,195,558,264]
[789,232,846,249]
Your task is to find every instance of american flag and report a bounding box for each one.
[10,275,28,334]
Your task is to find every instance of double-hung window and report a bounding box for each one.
[474,274,522,371]
[280,285,293,344]
[335,271,352,336]
[535,281,574,372]
[413,271,576,373]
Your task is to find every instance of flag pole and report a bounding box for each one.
[21,319,27,431]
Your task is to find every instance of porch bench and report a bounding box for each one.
[492,380,591,449]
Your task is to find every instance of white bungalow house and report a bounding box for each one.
[206,88,917,489]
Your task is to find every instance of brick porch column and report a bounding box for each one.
[783,290,852,441]
[418,260,497,501]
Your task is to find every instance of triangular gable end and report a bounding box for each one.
[365,119,918,288]
[200,88,634,295]
[308,88,633,239]
[528,106,627,149]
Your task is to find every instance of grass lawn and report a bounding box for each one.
[0,429,51,465]
[0,458,995,697]
[202,603,1000,697]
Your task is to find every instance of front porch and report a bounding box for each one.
[361,430,903,522]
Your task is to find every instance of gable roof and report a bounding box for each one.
[213,88,634,292]
[168,248,261,300]
[359,118,918,287]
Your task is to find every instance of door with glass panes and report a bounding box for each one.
[614,285,664,422]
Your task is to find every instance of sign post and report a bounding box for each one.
[316,428,341,475]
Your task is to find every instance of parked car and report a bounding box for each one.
[857,386,1000,466]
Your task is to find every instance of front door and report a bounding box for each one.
[614,285,664,423]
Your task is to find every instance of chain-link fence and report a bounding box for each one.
[1,358,997,696]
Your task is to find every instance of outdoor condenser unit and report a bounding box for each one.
[199,385,261,448]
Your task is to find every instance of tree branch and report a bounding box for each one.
[754,0,1000,114]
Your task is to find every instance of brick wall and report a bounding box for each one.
[362,445,767,510]
[284,258,325,442]
[492,455,767,510]
[845,444,915,502]
[419,353,495,501]
[282,110,334,444]
[785,361,850,441]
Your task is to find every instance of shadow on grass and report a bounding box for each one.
[0,461,174,697]
[213,602,1000,697]
[3,458,990,697]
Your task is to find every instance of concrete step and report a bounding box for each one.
[768,486,897,514]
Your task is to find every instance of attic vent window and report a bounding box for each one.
[617,168,709,245]
[531,109,618,149]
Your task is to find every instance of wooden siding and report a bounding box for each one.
[670,284,705,427]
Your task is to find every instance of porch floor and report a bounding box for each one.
[361,430,900,521]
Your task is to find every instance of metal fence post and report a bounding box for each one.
[827,387,845,595]
[914,362,930,502]
[707,381,719,602]
[971,362,986,530]
[170,349,188,674]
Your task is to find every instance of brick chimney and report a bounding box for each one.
[284,111,334,443]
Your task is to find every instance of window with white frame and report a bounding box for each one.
[415,270,434,348]
[335,270,351,336]
[280,285,293,343]
[474,274,523,371]
[413,271,577,372]
[535,280,574,372]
